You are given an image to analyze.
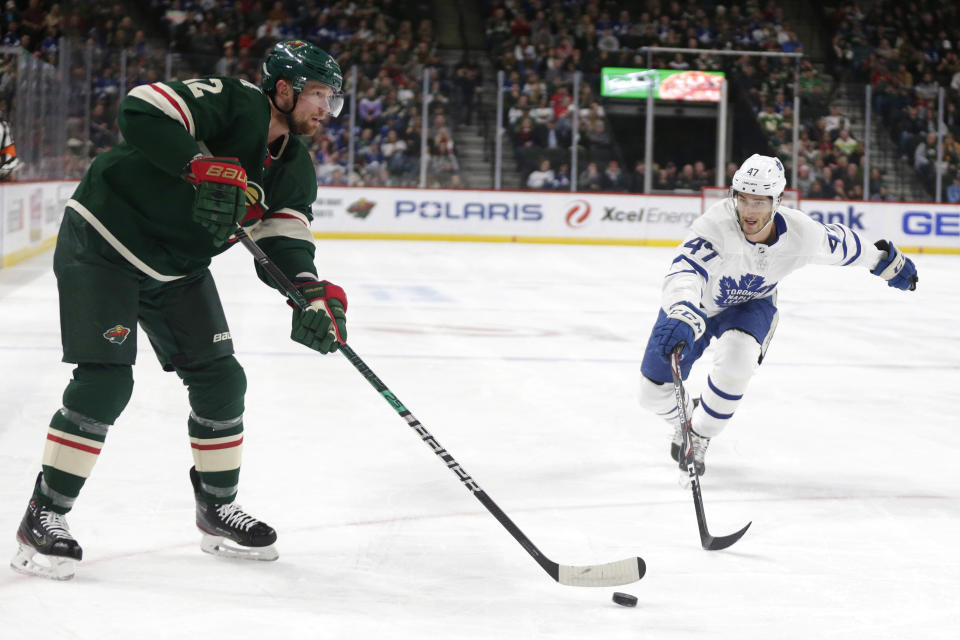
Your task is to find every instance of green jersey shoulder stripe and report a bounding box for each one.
[127,82,196,137]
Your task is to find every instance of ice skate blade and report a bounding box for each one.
[200,534,278,561]
[10,543,76,580]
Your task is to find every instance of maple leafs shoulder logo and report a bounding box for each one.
[713,273,777,307]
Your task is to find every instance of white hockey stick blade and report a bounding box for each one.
[557,557,646,587]
[200,534,279,561]
[10,543,77,580]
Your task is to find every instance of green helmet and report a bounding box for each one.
[261,40,344,116]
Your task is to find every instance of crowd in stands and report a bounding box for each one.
[0,0,469,187]
[483,0,823,193]
[829,0,960,201]
[5,0,960,201]
[478,0,960,201]
[143,0,469,188]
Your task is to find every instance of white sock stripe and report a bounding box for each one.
[47,427,104,450]
[189,433,244,447]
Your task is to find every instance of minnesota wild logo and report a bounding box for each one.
[347,198,376,219]
[242,180,266,223]
[102,324,131,345]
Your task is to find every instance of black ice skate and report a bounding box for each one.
[190,467,278,561]
[10,473,82,580]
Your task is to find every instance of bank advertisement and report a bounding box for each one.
[803,198,960,251]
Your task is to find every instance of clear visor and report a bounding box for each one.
[298,89,345,118]
[735,192,774,215]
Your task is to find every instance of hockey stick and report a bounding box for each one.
[234,226,645,587]
[670,345,751,551]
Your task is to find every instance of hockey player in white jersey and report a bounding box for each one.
[637,154,918,475]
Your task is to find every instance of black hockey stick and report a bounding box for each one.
[670,345,751,550]
[234,226,645,586]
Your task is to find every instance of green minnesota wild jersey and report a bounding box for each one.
[244,132,321,284]
[67,76,272,280]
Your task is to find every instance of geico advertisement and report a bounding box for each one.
[311,187,701,240]
[805,199,960,249]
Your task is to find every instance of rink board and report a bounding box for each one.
[1,183,958,268]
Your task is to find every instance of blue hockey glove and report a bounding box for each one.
[871,240,918,291]
[652,302,707,358]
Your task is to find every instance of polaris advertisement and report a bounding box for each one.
[309,187,960,252]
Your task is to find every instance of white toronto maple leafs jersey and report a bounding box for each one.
[662,198,884,317]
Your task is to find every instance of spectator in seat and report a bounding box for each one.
[946,174,960,204]
[834,129,858,157]
[579,161,603,191]
[817,166,836,198]
[824,104,850,140]
[358,87,383,130]
[673,163,697,191]
[527,158,556,190]
[554,163,571,191]
[832,178,848,200]
[631,160,646,193]
[871,184,896,201]
[604,160,628,192]
[914,131,939,186]
[796,164,815,195]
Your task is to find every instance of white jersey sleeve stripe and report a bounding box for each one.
[127,83,196,137]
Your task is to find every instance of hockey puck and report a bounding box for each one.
[612,592,638,607]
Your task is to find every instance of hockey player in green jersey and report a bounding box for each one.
[11,41,347,580]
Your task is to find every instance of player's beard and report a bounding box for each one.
[288,110,322,136]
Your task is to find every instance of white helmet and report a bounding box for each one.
[730,154,786,208]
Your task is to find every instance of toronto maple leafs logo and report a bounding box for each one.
[714,273,777,307]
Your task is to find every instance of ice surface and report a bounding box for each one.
[0,240,957,639]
